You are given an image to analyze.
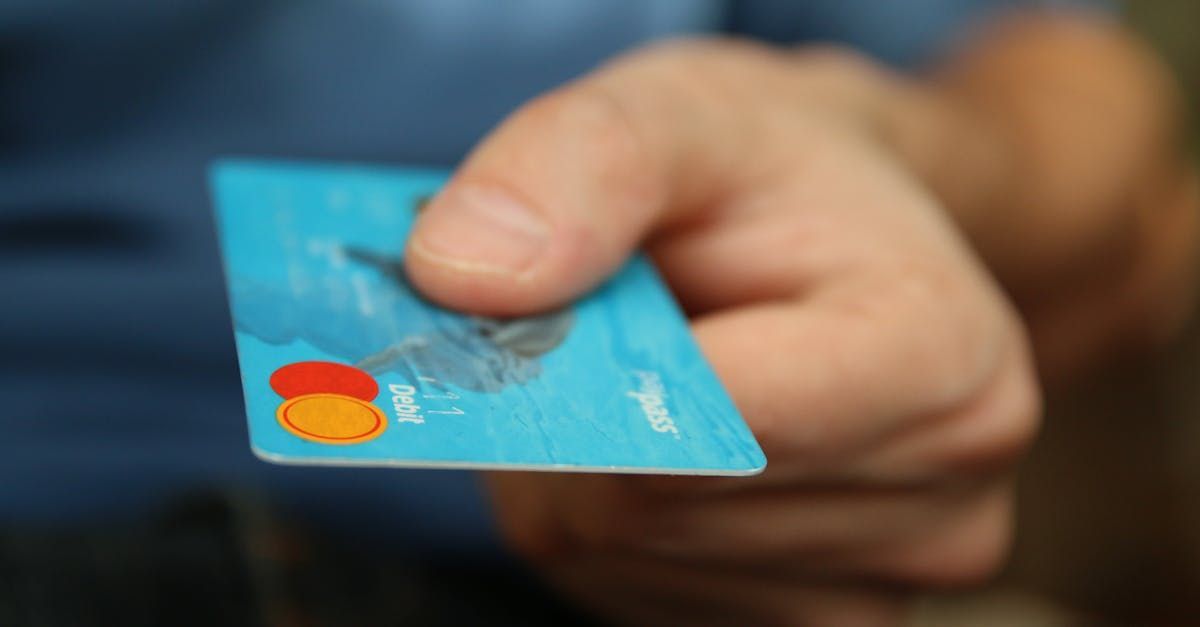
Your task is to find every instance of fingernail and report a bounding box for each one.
[411,185,550,277]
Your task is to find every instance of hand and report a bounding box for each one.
[405,41,1039,626]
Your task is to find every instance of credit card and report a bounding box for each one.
[210,159,766,475]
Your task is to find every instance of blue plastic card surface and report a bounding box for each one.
[211,159,766,475]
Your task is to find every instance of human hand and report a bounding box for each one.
[404,41,1040,626]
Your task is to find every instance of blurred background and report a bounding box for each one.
[1,1,1197,625]
[922,3,1200,624]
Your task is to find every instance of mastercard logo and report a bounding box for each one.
[270,361,387,445]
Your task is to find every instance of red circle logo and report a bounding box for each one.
[269,361,379,401]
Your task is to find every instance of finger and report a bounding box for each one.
[855,338,1039,482]
[836,478,1015,587]
[689,273,1008,461]
[404,41,777,316]
[615,480,997,565]
[631,349,1034,498]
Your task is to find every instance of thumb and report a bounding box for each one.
[404,42,757,316]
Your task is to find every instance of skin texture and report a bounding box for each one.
[403,11,1197,627]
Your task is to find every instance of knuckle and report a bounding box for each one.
[923,318,995,404]
[632,36,776,75]
[793,44,878,75]
[928,522,1012,587]
[937,345,1043,477]
[630,37,725,66]
[518,87,644,172]
[976,369,1041,468]
[789,45,891,111]
[516,86,661,218]
[617,37,787,116]
[867,265,1000,408]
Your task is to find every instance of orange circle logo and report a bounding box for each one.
[276,393,387,445]
[270,362,387,445]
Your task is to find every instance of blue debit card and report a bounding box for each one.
[210,159,766,475]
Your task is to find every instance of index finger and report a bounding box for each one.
[404,40,780,315]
